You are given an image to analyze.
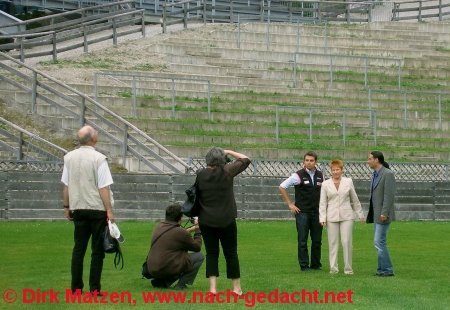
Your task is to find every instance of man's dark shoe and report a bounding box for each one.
[374,273,395,277]
[301,267,312,271]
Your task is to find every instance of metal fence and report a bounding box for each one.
[188,158,450,181]
[93,71,213,120]
[0,1,145,62]
[1,158,449,182]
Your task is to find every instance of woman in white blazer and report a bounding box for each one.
[319,159,365,275]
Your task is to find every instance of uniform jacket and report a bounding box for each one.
[367,167,396,224]
[319,177,364,223]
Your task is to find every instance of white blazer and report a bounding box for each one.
[319,177,364,223]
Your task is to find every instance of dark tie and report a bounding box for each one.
[371,172,378,192]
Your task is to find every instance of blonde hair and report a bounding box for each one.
[330,159,344,169]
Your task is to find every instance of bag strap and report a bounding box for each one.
[114,245,124,270]
[151,224,178,247]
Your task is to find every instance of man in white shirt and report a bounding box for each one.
[62,125,115,293]
[279,151,324,271]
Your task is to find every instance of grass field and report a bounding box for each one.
[0,220,449,309]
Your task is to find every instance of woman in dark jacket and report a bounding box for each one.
[197,147,251,295]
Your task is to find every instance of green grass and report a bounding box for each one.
[1,221,448,309]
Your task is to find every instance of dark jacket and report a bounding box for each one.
[147,221,202,278]
[197,158,251,228]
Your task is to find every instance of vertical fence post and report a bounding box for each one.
[162,4,167,33]
[31,72,37,114]
[237,14,241,48]
[141,11,146,37]
[329,54,333,89]
[260,0,264,22]
[373,110,377,145]
[346,0,350,24]
[207,81,212,121]
[19,37,25,62]
[171,78,176,119]
[342,112,346,146]
[293,53,297,88]
[112,18,117,45]
[132,76,137,118]
[122,124,128,167]
[403,91,407,128]
[275,106,279,144]
[212,0,216,23]
[296,18,300,54]
[183,2,188,29]
[203,0,207,24]
[94,73,98,102]
[437,92,442,130]
[368,88,372,126]
[52,32,57,61]
[266,0,271,51]
[83,25,88,53]
[418,0,422,21]
[309,109,313,143]
[17,132,23,160]
[364,56,368,88]
[439,0,442,21]
[80,97,86,127]
[230,0,234,23]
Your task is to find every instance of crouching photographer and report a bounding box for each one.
[145,203,203,290]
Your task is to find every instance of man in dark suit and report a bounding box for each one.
[367,151,396,277]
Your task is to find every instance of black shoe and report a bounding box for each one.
[174,284,187,290]
[375,273,395,277]
[311,267,322,270]
[301,267,312,271]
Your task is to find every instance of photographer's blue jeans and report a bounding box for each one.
[374,223,394,275]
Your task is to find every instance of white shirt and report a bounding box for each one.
[279,168,317,188]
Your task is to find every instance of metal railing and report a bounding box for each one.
[392,0,450,21]
[0,51,190,174]
[160,0,450,32]
[292,52,402,89]
[0,116,67,161]
[275,106,377,146]
[0,1,145,62]
[93,71,213,120]
[368,88,450,131]
[189,158,450,181]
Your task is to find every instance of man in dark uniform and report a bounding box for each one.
[279,151,324,271]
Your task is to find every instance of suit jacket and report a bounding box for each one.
[367,167,396,224]
[319,177,364,223]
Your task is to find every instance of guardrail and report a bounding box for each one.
[189,158,450,181]
[292,52,402,89]
[275,106,377,146]
[368,88,450,131]
[160,0,450,33]
[0,116,67,161]
[392,0,450,21]
[93,71,213,120]
[0,1,145,62]
[0,51,190,174]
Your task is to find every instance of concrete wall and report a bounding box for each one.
[0,171,449,221]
